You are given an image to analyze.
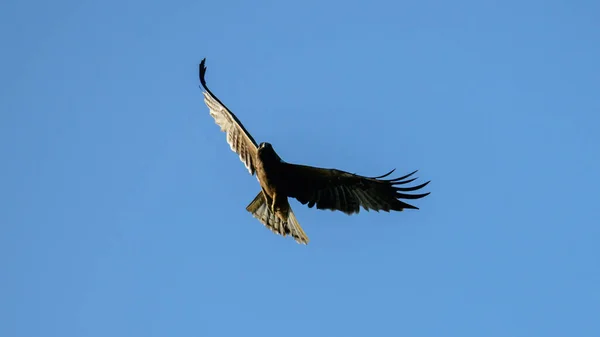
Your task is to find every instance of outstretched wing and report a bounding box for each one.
[199,58,258,175]
[281,164,430,214]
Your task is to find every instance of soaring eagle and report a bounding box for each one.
[199,58,430,244]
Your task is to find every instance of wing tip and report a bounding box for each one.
[370,168,396,179]
[199,58,208,88]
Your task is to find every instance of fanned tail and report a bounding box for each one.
[246,191,309,245]
[286,208,309,245]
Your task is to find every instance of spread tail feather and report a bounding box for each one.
[246,191,309,245]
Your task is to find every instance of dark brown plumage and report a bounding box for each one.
[199,58,430,244]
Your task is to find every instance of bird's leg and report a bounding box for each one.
[260,187,275,213]
[271,192,290,221]
[271,193,278,213]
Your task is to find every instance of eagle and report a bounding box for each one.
[199,58,430,244]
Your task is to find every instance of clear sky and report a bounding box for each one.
[2,0,599,336]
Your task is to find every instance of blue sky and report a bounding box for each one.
[1,0,599,336]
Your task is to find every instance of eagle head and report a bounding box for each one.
[258,142,283,163]
[258,142,272,151]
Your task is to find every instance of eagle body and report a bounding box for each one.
[199,58,430,245]
[255,142,291,221]
[255,142,284,197]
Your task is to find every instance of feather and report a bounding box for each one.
[199,59,258,175]
[281,162,430,214]
[245,192,309,244]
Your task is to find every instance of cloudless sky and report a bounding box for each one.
[2,0,599,336]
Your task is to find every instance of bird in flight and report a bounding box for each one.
[199,58,430,244]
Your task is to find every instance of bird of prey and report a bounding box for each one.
[199,58,430,244]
